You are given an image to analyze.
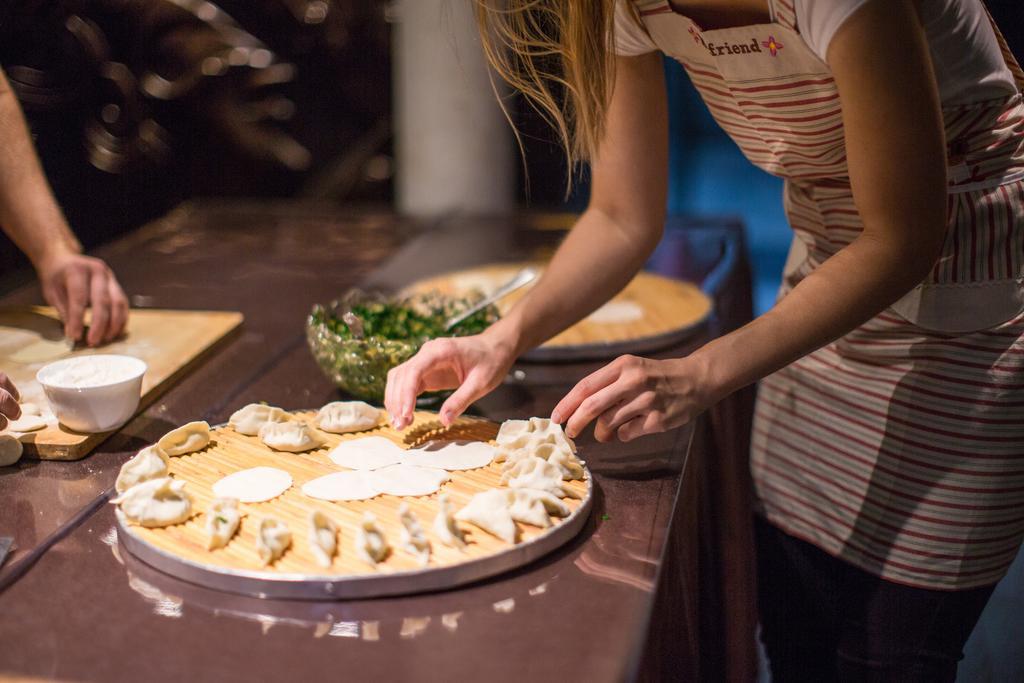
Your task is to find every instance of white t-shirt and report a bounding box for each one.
[614,0,1017,105]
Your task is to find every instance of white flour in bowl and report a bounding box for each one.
[38,355,145,389]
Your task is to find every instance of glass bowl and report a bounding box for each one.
[306,289,499,404]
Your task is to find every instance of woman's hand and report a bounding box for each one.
[384,331,517,430]
[552,354,717,443]
[35,248,129,346]
[0,373,21,431]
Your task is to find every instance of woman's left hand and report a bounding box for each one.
[551,354,716,443]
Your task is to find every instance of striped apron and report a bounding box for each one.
[632,0,1024,589]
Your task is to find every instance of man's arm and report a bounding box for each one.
[0,68,128,345]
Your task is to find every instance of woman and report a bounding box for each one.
[385,1,1024,679]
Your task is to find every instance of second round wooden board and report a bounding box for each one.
[116,411,591,600]
[403,263,713,361]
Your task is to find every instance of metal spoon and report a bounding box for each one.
[342,310,365,339]
[444,267,537,331]
[0,536,13,570]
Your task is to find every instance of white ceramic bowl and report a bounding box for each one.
[36,355,147,433]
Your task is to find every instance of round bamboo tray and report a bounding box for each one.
[116,411,592,600]
[403,262,712,361]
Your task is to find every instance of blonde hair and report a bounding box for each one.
[473,0,619,180]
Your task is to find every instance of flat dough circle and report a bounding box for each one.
[212,467,292,503]
[401,441,496,471]
[369,464,450,497]
[301,471,381,501]
[9,338,73,364]
[328,436,406,470]
[586,301,644,324]
[7,415,47,433]
[19,403,42,417]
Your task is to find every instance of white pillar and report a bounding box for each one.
[393,0,515,216]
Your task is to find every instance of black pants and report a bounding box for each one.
[755,516,997,683]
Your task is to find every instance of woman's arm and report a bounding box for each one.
[0,69,129,345]
[693,0,947,395]
[498,51,670,354]
[555,0,948,441]
[385,51,670,427]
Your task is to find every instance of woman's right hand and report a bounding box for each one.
[384,332,517,430]
[0,373,22,430]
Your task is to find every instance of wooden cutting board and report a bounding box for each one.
[0,306,243,461]
[117,411,592,599]
[404,262,713,361]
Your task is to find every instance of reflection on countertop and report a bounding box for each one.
[114,517,586,644]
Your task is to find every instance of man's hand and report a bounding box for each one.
[35,249,129,345]
[0,373,21,431]
[0,69,130,346]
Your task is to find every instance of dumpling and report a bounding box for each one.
[492,433,533,464]
[536,443,586,481]
[256,517,292,566]
[527,417,577,453]
[495,419,530,445]
[112,477,193,527]
[206,497,241,550]
[548,449,585,481]
[496,434,586,481]
[0,434,24,467]
[501,456,581,499]
[455,489,518,544]
[495,440,535,469]
[229,403,289,436]
[309,510,339,568]
[433,493,467,549]
[355,512,391,565]
[398,503,431,566]
[315,401,382,434]
[507,489,570,528]
[258,420,324,452]
[115,445,170,494]
[495,417,577,454]
[158,421,211,456]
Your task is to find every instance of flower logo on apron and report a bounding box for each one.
[761,35,784,56]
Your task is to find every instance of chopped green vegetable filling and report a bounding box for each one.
[311,299,494,342]
[307,292,500,403]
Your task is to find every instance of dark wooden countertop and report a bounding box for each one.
[0,202,755,682]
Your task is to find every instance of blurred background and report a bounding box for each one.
[0,1,1022,681]
[3,0,1018,317]
[0,0,776,304]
